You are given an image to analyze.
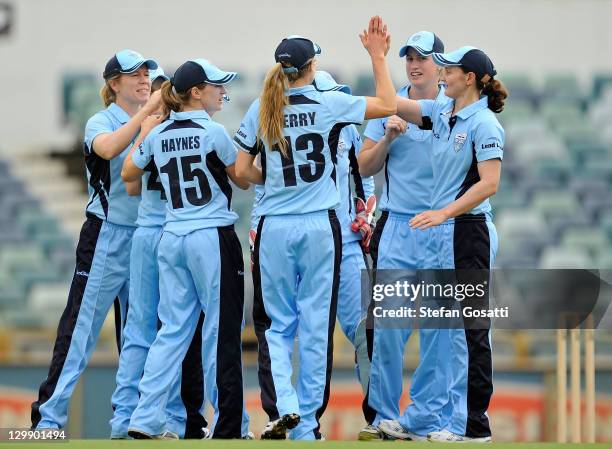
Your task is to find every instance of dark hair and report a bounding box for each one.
[151,77,166,93]
[461,68,509,113]
[478,77,508,113]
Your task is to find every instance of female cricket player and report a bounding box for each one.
[395,46,507,443]
[234,16,396,440]
[31,49,159,431]
[248,71,375,424]
[357,31,453,441]
[121,58,250,439]
[110,65,208,440]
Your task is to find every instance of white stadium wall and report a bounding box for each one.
[0,0,611,152]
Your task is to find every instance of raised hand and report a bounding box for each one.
[360,16,390,58]
[142,89,162,115]
[140,113,165,137]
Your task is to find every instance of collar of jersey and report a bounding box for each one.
[287,85,316,95]
[439,95,487,121]
[454,96,488,120]
[107,102,130,124]
[170,109,211,121]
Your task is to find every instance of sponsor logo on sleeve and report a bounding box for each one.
[482,142,502,150]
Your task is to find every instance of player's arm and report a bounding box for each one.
[121,114,164,182]
[410,159,500,230]
[93,90,162,160]
[358,115,407,176]
[226,164,250,190]
[125,179,142,196]
[396,97,424,126]
[361,17,397,120]
[235,151,264,185]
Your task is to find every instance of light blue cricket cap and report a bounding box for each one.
[171,59,238,92]
[399,31,444,57]
[103,49,158,79]
[149,66,169,83]
[312,70,351,94]
[433,46,497,81]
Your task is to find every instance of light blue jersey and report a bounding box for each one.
[136,160,166,227]
[364,85,449,215]
[250,125,374,243]
[418,96,504,219]
[234,85,366,216]
[335,125,374,243]
[250,185,264,231]
[132,110,238,235]
[83,103,141,226]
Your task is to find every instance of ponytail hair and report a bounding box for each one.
[100,74,120,107]
[160,80,182,113]
[259,63,290,156]
[478,77,508,113]
[258,60,314,157]
[160,80,205,114]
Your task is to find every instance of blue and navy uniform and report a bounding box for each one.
[363,85,453,436]
[418,95,503,438]
[235,85,366,440]
[249,125,375,397]
[128,109,248,438]
[110,159,207,439]
[333,125,374,395]
[32,103,138,430]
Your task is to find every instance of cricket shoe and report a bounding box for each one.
[242,431,255,439]
[358,424,383,441]
[378,419,427,441]
[261,413,300,439]
[427,429,491,443]
[128,428,179,440]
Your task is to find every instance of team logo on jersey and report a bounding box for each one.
[454,133,467,152]
[138,142,144,155]
[337,137,347,157]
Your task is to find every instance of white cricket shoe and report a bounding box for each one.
[378,419,427,441]
[427,429,492,443]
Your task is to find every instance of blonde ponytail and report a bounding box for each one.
[258,61,313,156]
[259,63,289,156]
[100,74,120,107]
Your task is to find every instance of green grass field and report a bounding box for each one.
[1,442,612,449]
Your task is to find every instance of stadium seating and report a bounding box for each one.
[0,160,73,326]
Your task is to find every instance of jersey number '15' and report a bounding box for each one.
[159,155,212,209]
[274,133,325,187]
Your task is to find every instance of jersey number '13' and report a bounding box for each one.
[274,133,325,187]
[160,155,212,209]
